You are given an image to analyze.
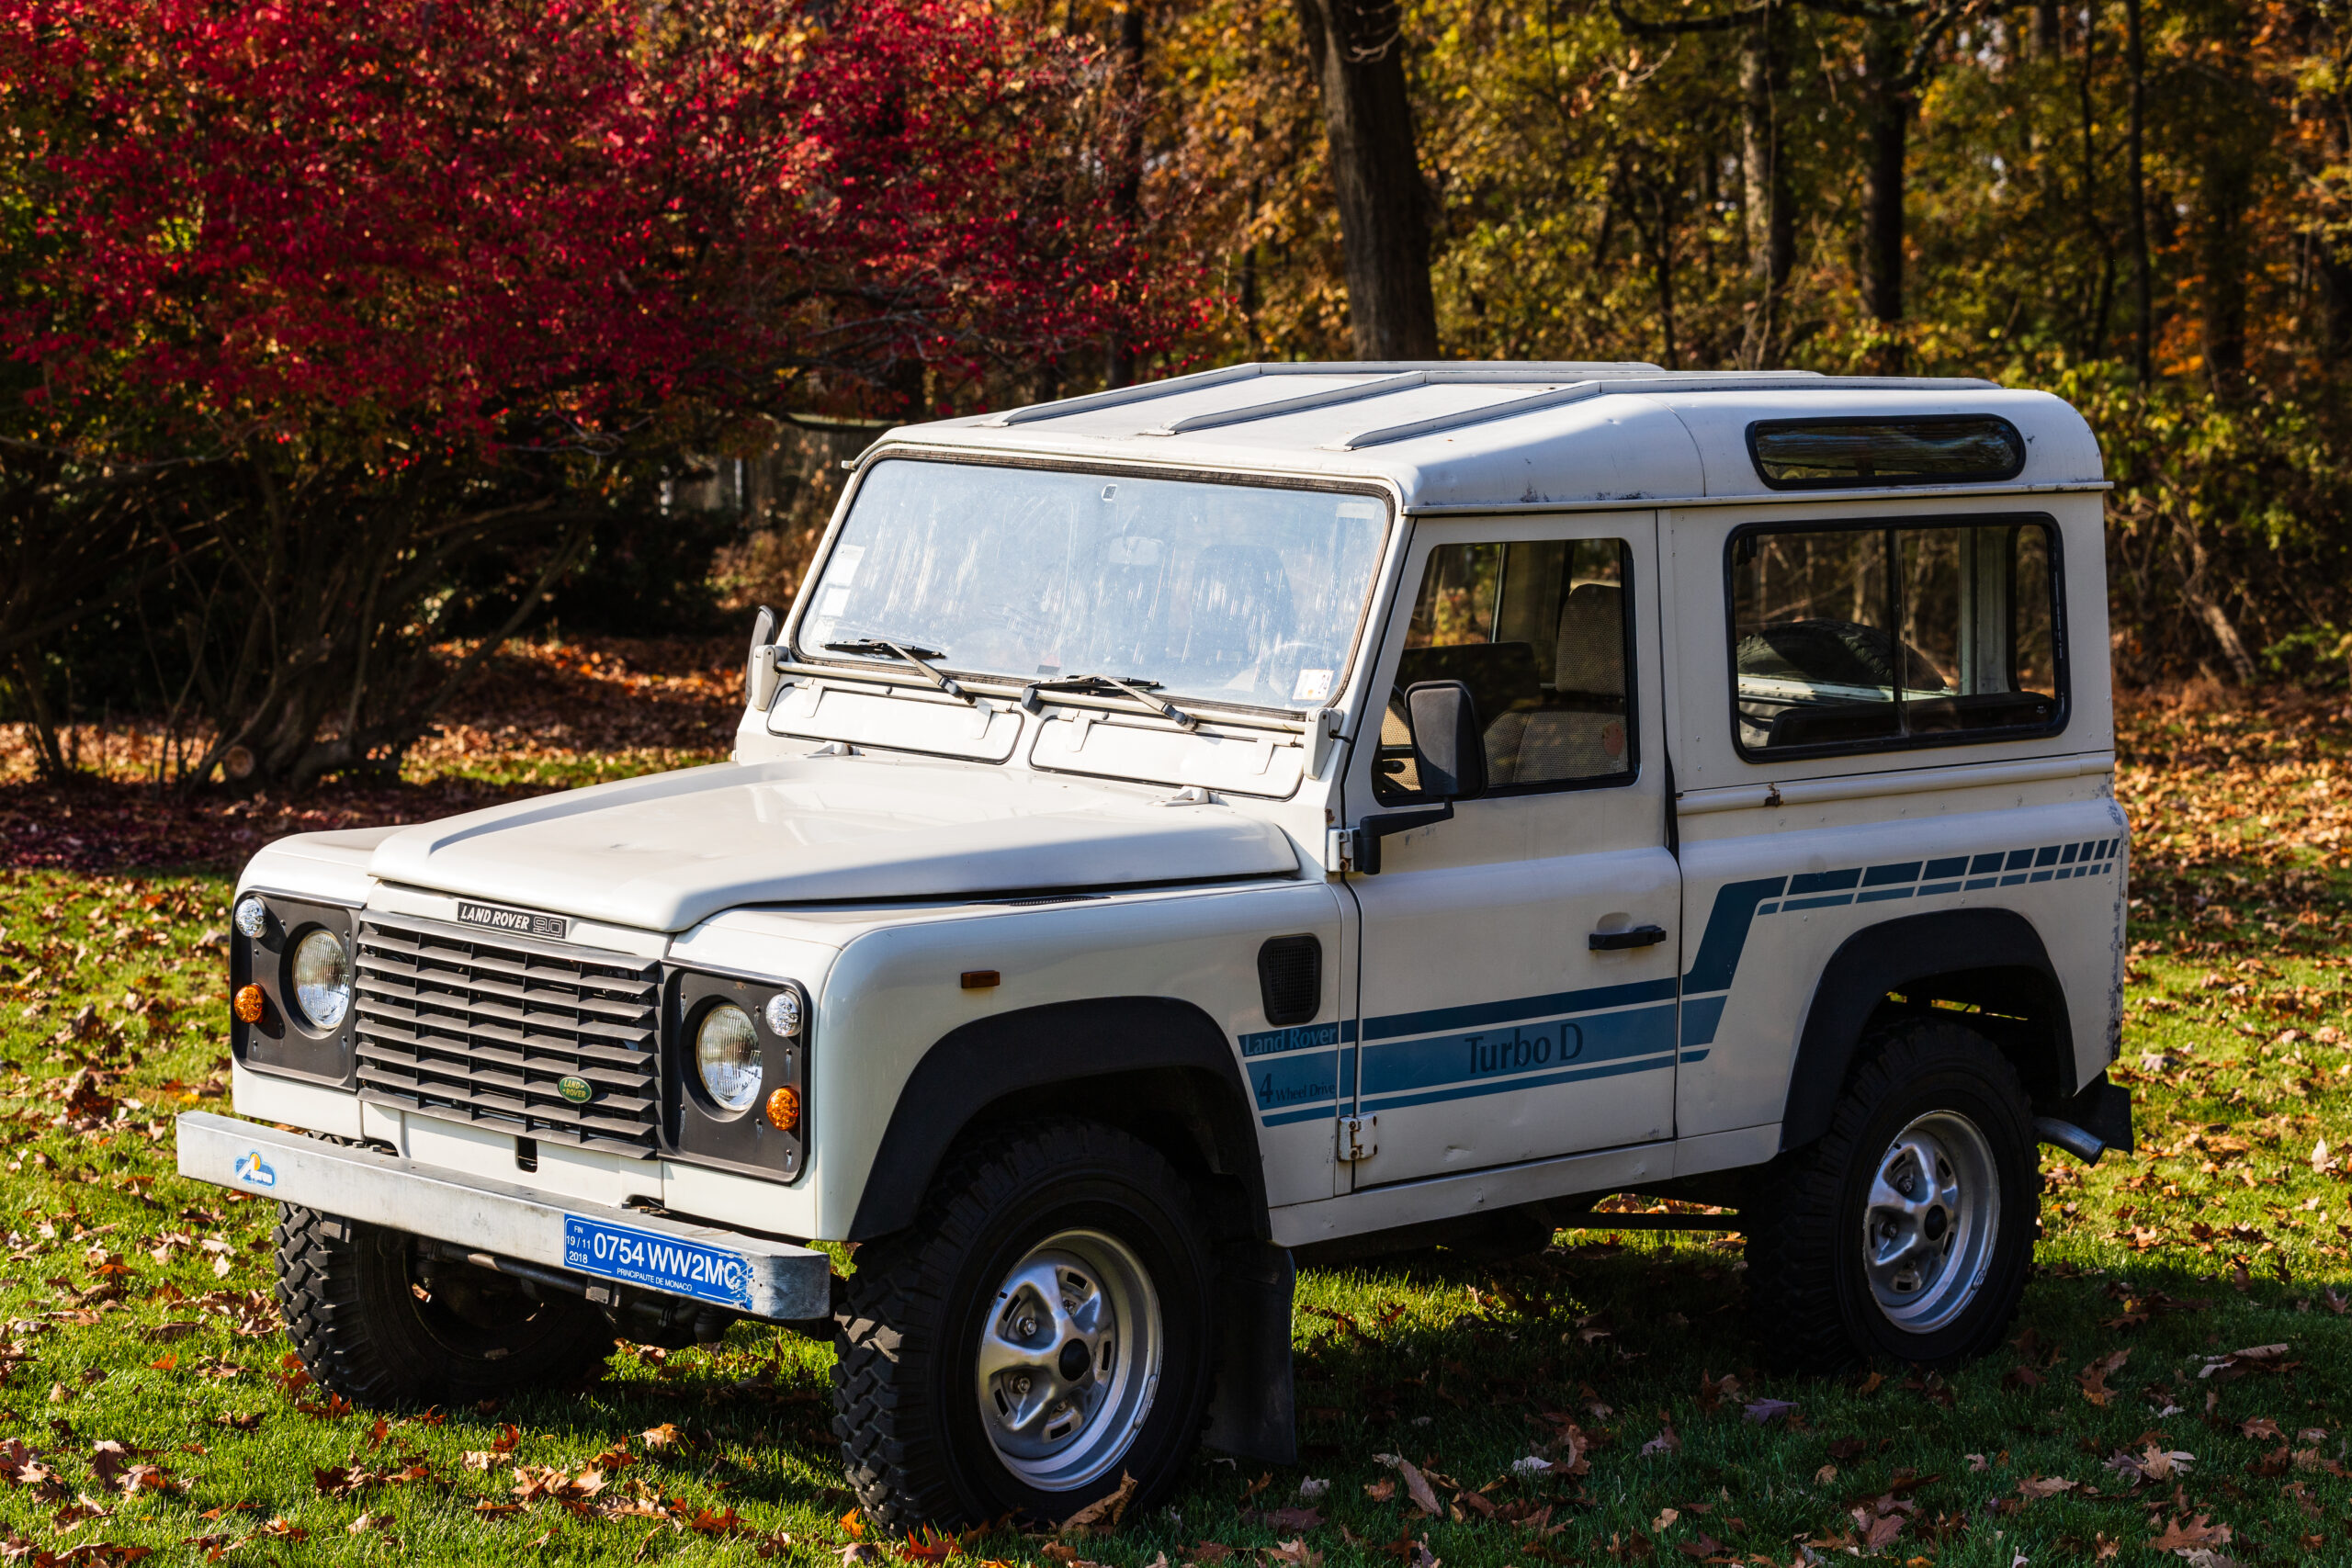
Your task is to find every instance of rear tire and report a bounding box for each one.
[1745,1020,2038,1371]
[832,1119,1217,1531]
[273,1205,616,1406]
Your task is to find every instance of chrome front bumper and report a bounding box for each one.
[175,1111,832,1321]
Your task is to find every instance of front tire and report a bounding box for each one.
[274,1205,616,1406]
[833,1119,1218,1531]
[1745,1020,2038,1371]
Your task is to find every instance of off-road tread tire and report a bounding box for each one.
[1745,1019,2037,1374]
[832,1119,1216,1533]
[274,1203,613,1407]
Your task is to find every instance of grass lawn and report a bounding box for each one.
[0,678,2346,1565]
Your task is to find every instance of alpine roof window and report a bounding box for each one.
[1747,415,2026,490]
[1727,517,2064,757]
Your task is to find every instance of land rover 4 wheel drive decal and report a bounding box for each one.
[1242,837,2122,1128]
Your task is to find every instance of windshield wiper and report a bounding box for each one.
[1020,673,1199,731]
[822,638,975,704]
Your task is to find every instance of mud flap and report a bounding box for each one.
[1203,1239,1295,1466]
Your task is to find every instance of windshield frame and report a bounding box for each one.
[786,449,1402,722]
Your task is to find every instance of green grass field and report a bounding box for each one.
[0,689,2346,1565]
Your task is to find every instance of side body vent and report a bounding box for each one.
[1257,934,1323,1027]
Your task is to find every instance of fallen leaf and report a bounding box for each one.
[2149,1514,2230,1552]
[2076,1349,2130,1405]
[1058,1470,1137,1532]
[1370,1455,1441,1517]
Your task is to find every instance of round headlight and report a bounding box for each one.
[763,990,801,1037]
[289,930,351,1030]
[233,897,268,939]
[695,1003,763,1112]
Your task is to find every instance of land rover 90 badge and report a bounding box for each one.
[556,1075,594,1105]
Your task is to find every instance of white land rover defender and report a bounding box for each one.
[178,362,2132,1529]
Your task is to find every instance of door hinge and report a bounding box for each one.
[1338,1115,1377,1163]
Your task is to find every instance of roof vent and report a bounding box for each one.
[1747,415,2025,490]
[1257,935,1322,1027]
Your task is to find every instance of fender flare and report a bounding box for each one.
[1780,908,2073,1152]
[844,996,1265,1241]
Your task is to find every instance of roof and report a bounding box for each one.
[867,363,2108,512]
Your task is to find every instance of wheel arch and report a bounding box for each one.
[845,997,1267,1242]
[1780,908,2075,1153]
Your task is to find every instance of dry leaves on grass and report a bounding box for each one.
[2076,1348,2130,1404]
[1369,1454,1442,1517]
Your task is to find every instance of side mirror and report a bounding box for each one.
[745,604,781,710]
[1403,680,1487,800]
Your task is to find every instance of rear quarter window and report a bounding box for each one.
[1726,517,2064,758]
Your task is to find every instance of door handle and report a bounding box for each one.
[1589,924,1668,952]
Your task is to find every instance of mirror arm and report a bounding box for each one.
[1347,801,1454,875]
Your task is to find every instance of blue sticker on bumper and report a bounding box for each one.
[562,1217,752,1308]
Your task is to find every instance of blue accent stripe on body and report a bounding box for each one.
[1251,827,2124,1124]
[1360,1052,1672,1114]
[1363,976,1676,1043]
[1359,1002,1675,1100]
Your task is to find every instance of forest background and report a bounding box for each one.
[4,0,2349,791]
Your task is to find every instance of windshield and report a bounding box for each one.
[796,459,1391,711]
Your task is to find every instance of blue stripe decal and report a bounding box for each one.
[1363,976,1676,1043]
[1239,1021,1341,1058]
[1360,1002,1675,1100]
[1679,992,1728,1046]
[1256,831,2123,1123]
[1360,1052,1671,1114]
[1249,1051,1340,1116]
[1684,877,1787,993]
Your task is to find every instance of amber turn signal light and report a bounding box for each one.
[961,970,1000,989]
[232,985,266,1023]
[764,1086,801,1132]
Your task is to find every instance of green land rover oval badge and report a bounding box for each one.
[556,1075,595,1105]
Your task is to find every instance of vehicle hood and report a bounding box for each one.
[365,758,1301,931]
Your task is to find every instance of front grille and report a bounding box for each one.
[352,914,662,1158]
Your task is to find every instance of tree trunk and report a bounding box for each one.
[2123,0,2152,383]
[1106,0,1147,388]
[2030,0,2061,58]
[1738,2,1793,367]
[2198,147,2250,393]
[1293,0,1439,359]
[1860,17,1910,355]
[1651,174,1679,369]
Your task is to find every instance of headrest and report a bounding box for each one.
[1555,582,1625,696]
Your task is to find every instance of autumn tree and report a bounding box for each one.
[2,0,1204,785]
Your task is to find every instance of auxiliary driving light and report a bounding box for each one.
[764,1086,801,1132]
[232,897,268,939]
[232,985,266,1023]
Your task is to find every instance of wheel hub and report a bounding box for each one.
[974,1228,1163,1489]
[1860,1110,2000,1333]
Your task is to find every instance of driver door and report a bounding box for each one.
[1340,513,1680,1189]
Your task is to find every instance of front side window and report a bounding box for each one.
[1729,518,2062,755]
[1374,537,1635,802]
[797,460,1390,714]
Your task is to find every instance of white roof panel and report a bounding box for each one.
[891,363,2104,509]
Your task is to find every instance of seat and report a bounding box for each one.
[1486,583,1631,784]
